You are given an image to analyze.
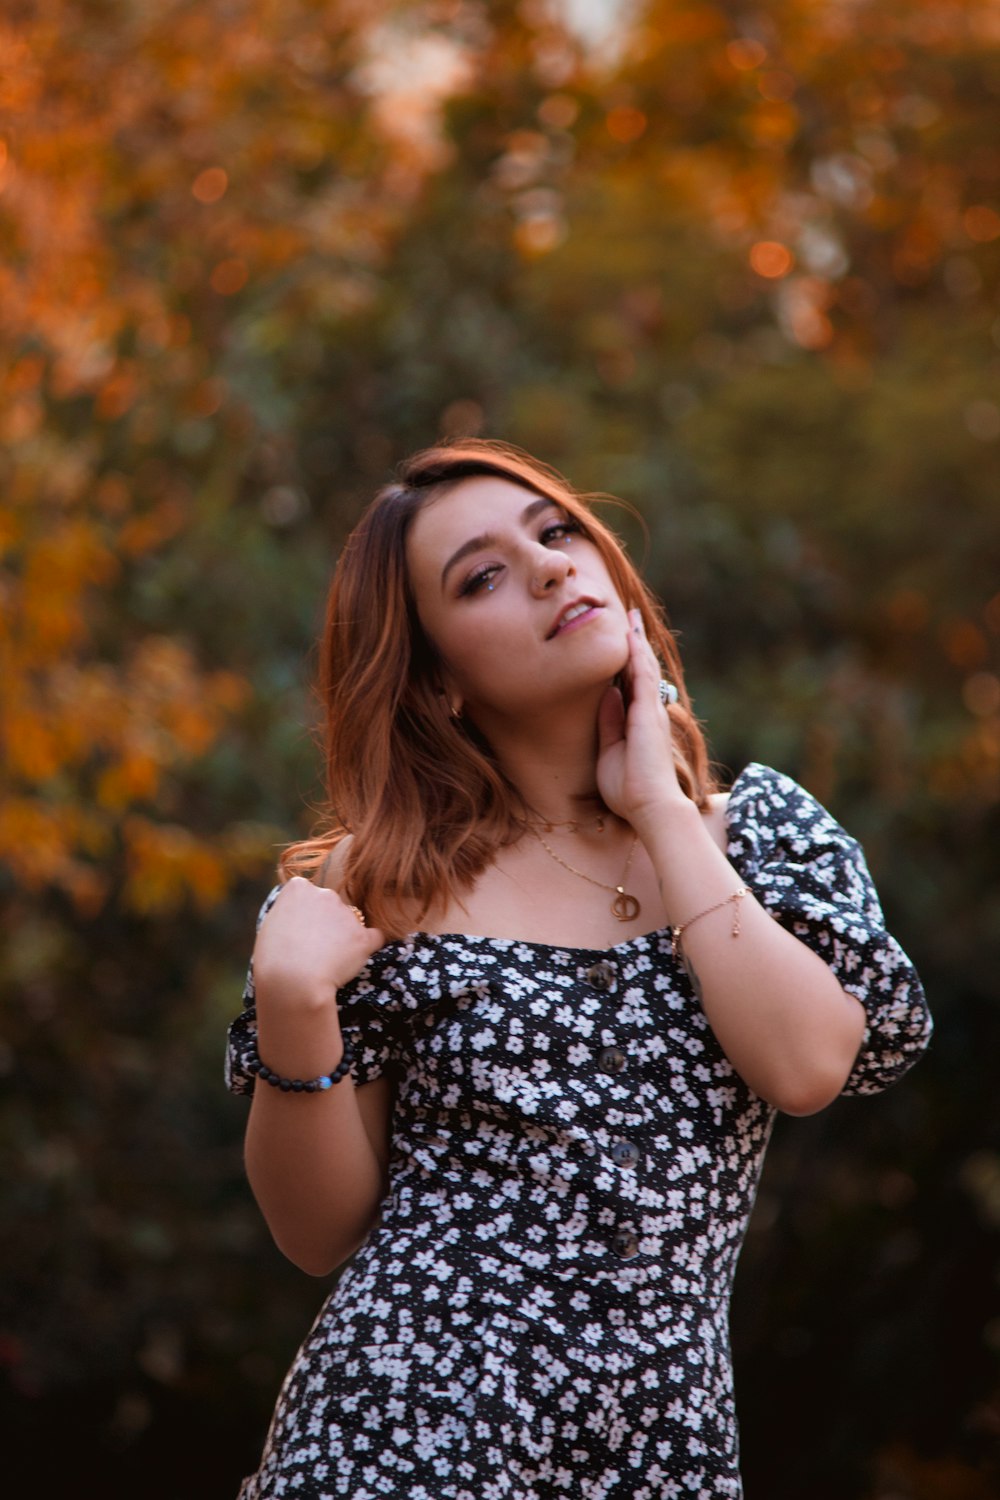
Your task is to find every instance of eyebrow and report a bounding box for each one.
[439,496,557,590]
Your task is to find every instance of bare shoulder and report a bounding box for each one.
[702,791,731,856]
[314,836,354,893]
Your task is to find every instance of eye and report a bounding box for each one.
[541,519,581,546]
[458,562,503,597]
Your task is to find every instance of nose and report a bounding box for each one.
[529,542,573,597]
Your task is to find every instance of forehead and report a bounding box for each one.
[406,474,557,574]
[411,475,551,542]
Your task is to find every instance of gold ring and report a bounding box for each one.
[349,905,366,926]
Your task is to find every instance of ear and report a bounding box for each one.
[436,669,463,720]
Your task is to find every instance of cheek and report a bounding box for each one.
[444,621,551,713]
[417,610,504,697]
[447,625,531,692]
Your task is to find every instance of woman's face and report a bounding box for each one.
[406,475,631,726]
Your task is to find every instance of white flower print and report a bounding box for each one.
[226,764,931,1500]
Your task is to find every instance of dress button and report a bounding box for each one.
[597,1046,626,1075]
[610,1140,640,1167]
[612,1229,639,1259]
[584,961,616,991]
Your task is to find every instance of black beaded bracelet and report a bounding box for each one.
[241,1006,354,1093]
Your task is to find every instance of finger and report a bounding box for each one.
[362,925,386,955]
[335,897,386,957]
[626,612,662,703]
[628,609,655,661]
[627,610,679,714]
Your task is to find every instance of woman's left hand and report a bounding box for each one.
[596,609,683,833]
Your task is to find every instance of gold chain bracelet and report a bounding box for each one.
[671,886,750,959]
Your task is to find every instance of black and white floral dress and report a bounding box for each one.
[226,763,932,1500]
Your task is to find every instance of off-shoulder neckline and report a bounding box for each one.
[364,762,777,961]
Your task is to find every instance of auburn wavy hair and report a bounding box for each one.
[280,439,717,935]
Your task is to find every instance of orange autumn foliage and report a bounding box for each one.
[3,0,999,921]
[0,0,425,914]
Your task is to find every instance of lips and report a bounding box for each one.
[546,597,602,639]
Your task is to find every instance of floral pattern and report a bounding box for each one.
[227,763,932,1499]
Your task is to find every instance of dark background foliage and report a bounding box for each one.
[2,2,999,1494]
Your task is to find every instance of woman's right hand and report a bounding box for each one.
[243,876,392,1275]
[251,875,385,1016]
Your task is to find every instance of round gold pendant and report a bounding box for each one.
[611,889,640,922]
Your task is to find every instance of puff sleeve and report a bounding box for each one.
[725,763,932,1097]
[224,885,401,1096]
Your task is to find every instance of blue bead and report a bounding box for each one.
[317,1076,333,1090]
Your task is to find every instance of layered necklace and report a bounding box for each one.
[529,817,641,922]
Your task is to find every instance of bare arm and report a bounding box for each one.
[597,612,865,1116]
[243,875,394,1276]
[632,796,864,1114]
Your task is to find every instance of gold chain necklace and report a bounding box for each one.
[532,827,641,922]
[527,813,606,834]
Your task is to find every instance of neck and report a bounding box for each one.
[469,693,609,826]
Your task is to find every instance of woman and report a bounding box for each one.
[227,439,932,1500]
